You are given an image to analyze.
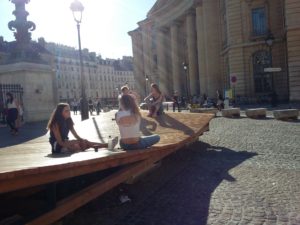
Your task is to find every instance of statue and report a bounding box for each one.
[7,0,42,63]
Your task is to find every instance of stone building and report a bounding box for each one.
[45,42,135,104]
[129,0,300,102]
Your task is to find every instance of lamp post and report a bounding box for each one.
[145,75,149,97]
[70,0,89,120]
[182,62,189,101]
[265,30,275,92]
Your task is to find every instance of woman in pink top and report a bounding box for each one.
[144,83,164,117]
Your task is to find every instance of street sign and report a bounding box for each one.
[230,75,237,84]
[264,67,282,72]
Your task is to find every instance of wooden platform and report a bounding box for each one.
[0,111,213,225]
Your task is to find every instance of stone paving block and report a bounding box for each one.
[65,114,300,225]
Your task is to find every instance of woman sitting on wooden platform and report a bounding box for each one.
[47,103,118,154]
[144,83,164,118]
[116,95,160,151]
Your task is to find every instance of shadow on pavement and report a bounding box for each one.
[66,142,257,225]
[0,121,48,148]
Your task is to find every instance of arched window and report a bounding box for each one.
[253,50,272,93]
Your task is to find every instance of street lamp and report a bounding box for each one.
[182,62,189,100]
[70,0,89,120]
[145,75,149,97]
[265,30,275,91]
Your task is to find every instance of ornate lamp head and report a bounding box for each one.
[70,0,84,23]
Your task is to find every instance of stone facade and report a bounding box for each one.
[129,0,300,102]
[0,38,135,122]
[0,62,56,122]
[45,42,135,103]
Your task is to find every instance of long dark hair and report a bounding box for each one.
[6,92,13,104]
[151,83,161,95]
[47,103,73,130]
[120,95,141,117]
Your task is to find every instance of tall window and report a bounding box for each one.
[253,51,272,93]
[252,7,267,36]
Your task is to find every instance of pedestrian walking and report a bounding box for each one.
[216,90,224,111]
[88,99,94,115]
[172,91,180,112]
[96,99,102,115]
[5,92,19,135]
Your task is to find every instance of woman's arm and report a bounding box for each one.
[144,94,152,102]
[51,124,70,148]
[152,94,163,106]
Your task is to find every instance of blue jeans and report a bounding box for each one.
[120,134,160,151]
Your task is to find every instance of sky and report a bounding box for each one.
[0,0,156,59]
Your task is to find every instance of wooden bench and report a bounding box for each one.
[221,108,240,118]
[273,109,299,120]
[190,108,218,117]
[245,108,267,119]
[0,111,214,225]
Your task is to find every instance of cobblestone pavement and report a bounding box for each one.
[64,115,300,225]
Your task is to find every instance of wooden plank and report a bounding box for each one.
[26,145,178,225]
[0,112,213,194]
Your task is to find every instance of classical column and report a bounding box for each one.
[196,3,208,95]
[156,28,168,96]
[200,0,221,98]
[285,0,300,101]
[186,11,199,96]
[128,30,145,98]
[171,22,181,95]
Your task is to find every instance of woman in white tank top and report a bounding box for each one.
[116,95,160,151]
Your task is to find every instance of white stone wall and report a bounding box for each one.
[0,62,56,122]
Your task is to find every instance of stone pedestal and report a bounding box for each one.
[190,108,218,117]
[273,109,299,120]
[222,108,240,118]
[245,108,267,119]
[0,62,56,122]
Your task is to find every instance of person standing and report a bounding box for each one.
[216,90,224,111]
[172,91,180,112]
[71,99,78,115]
[96,98,102,115]
[116,95,160,150]
[88,99,94,115]
[5,92,19,135]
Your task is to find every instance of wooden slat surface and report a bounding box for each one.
[0,111,213,193]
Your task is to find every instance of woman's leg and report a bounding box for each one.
[139,134,160,148]
[150,105,159,117]
[7,109,18,133]
[79,137,118,151]
[6,117,14,131]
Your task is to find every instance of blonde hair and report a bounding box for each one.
[120,94,141,117]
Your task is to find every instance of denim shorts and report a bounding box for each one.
[120,134,160,151]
